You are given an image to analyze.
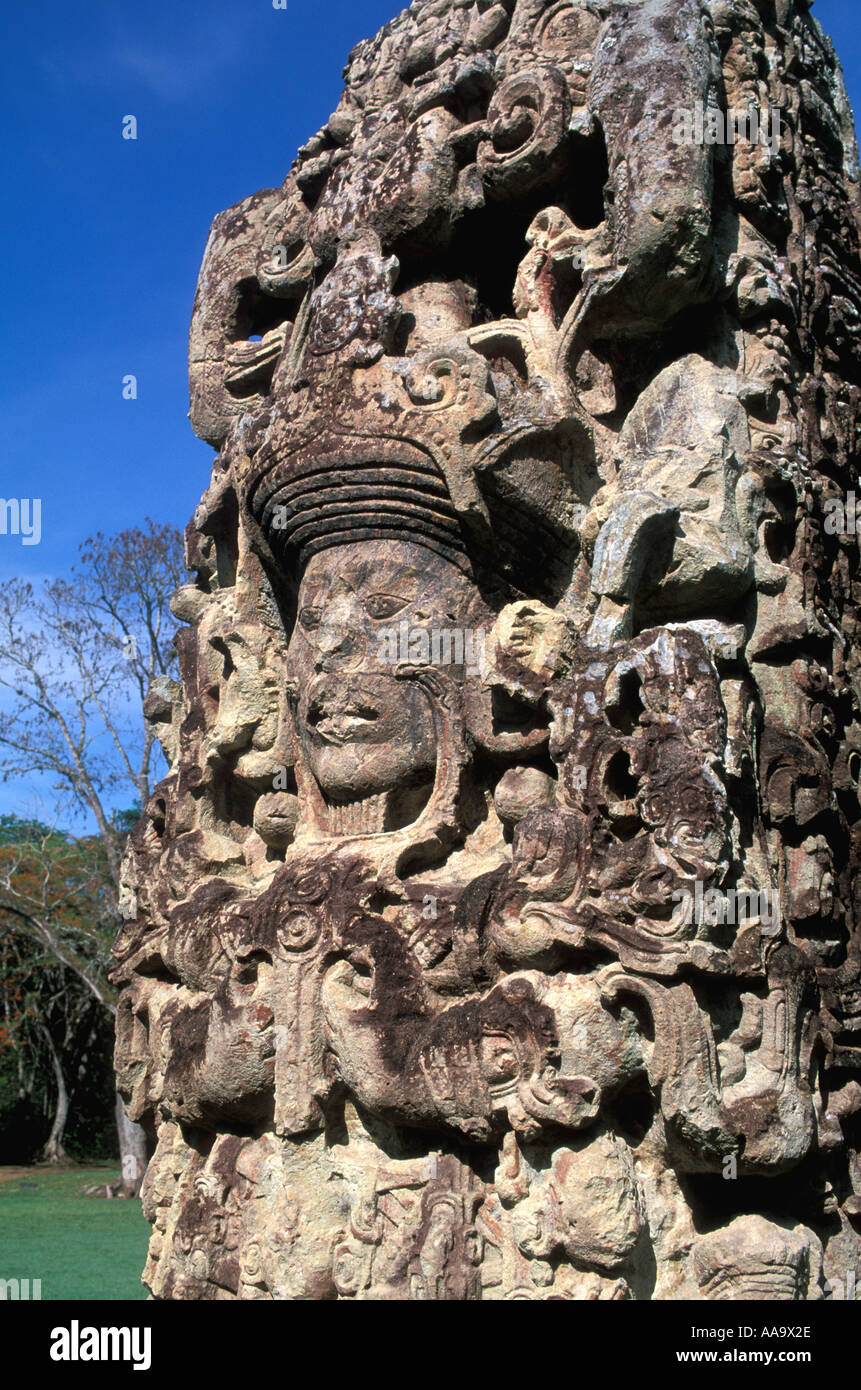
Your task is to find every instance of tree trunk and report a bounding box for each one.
[115,1092,148,1197]
[39,1029,69,1164]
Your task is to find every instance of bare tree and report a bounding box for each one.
[0,520,185,1190]
[0,520,183,884]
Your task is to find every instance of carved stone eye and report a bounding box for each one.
[364,593,407,620]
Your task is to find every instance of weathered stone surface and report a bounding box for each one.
[114,0,861,1299]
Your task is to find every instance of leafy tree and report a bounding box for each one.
[0,915,110,1164]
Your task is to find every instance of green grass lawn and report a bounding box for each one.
[0,1167,150,1300]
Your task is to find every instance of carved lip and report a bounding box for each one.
[306,681,381,745]
[312,712,378,745]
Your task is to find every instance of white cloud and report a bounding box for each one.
[39,6,261,106]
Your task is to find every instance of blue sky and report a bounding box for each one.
[0,0,858,823]
[0,0,400,587]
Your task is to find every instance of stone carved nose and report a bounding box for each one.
[313,616,365,671]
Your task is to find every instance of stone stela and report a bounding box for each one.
[113,0,861,1301]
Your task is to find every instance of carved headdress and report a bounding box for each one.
[236,226,596,600]
[247,431,472,576]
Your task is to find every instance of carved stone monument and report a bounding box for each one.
[114,0,861,1299]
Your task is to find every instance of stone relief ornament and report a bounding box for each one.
[114,0,861,1300]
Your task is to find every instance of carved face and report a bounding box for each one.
[287,539,484,804]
